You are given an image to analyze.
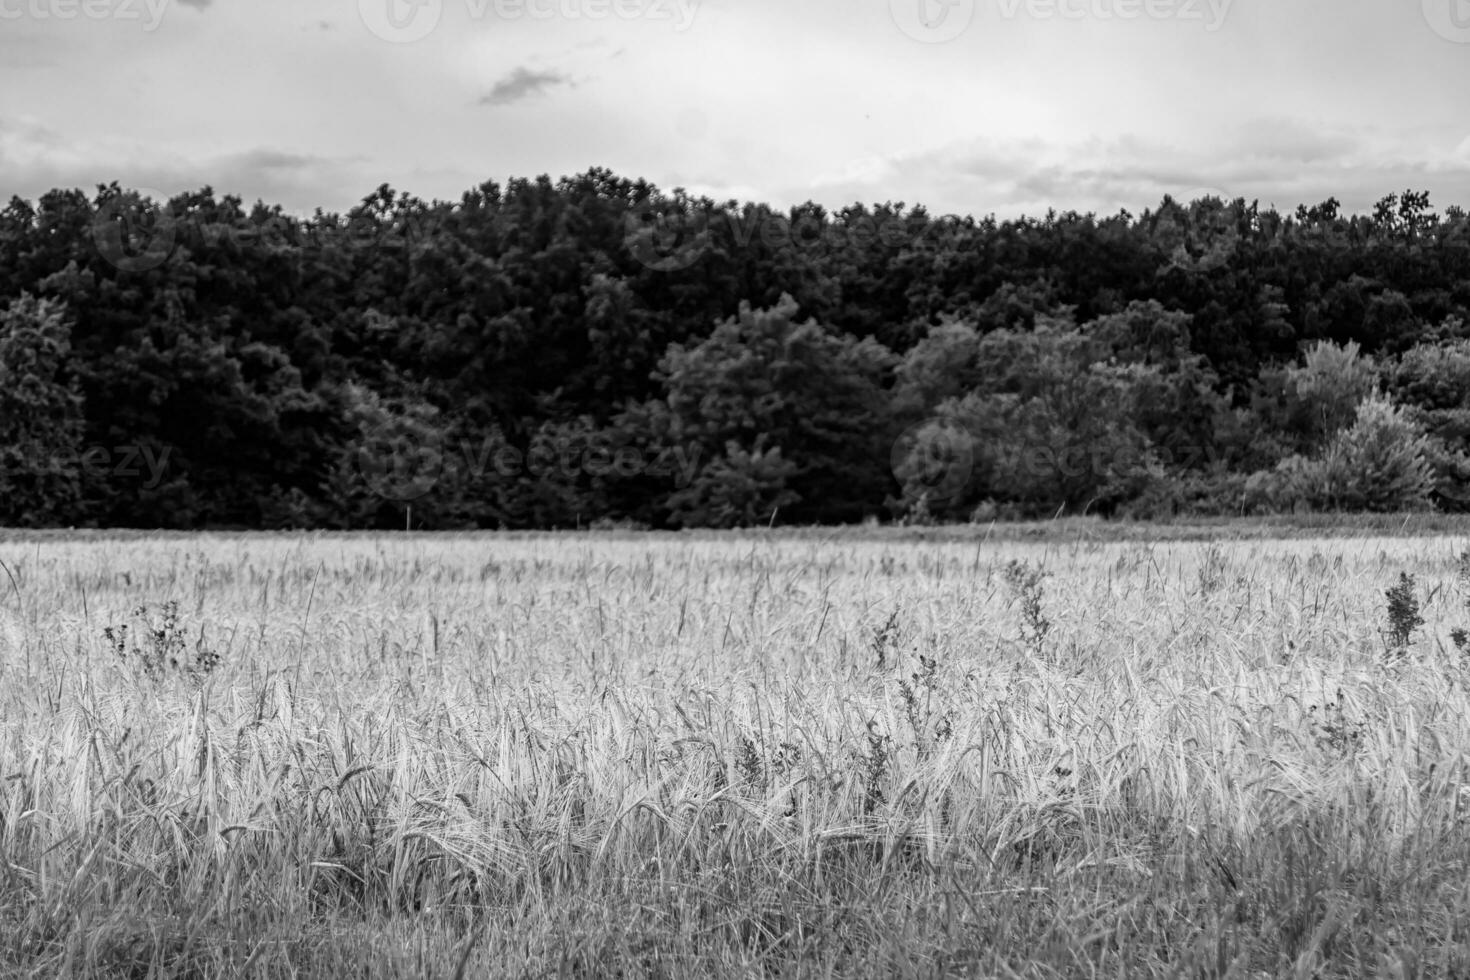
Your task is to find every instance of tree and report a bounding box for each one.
[1244,340,1377,467]
[1,172,1469,528]
[665,436,799,528]
[647,294,897,524]
[1253,393,1434,513]
[1083,300,1226,470]
[1290,340,1377,442]
[1382,338,1470,509]
[324,383,451,529]
[0,295,84,525]
[900,320,1162,518]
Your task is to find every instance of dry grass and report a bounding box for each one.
[2,531,1470,977]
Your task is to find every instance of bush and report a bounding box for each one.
[1243,340,1377,466]
[1170,468,1254,517]
[666,437,799,528]
[1384,339,1470,509]
[1294,339,1376,437]
[1254,392,1434,512]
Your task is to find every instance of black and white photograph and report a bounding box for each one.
[3,0,1470,975]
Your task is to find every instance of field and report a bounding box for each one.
[3,527,1470,978]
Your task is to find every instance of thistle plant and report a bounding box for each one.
[103,600,220,683]
[1004,559,1051,655]
[898,652,952,761]
[1384,572,1423,656]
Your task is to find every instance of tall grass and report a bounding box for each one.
[2,532,1469,977]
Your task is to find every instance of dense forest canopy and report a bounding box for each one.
[1,170,1469,528]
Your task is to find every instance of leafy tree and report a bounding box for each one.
[1252,393,1434,513]
[903,321,1161,518]
[1244,340,1377,468]
[0,295,84,525]
[325,383,450,529]
[1,173,1468,527]
[648,293,896,524]
[890,317,989,417]
[1291,340,1378,441]
[1083,300,1227,470]
[489,416,627,529]
[1383,338,1470,509]
[666,436,799,528]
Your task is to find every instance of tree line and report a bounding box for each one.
[1,170,1469,528]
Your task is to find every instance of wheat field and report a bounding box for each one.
[2,529,1469,978]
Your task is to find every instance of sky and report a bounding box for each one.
[2,0,1469,221]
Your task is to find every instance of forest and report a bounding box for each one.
[1,169,1468,529]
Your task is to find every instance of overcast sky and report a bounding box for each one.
[2,0,1469,220]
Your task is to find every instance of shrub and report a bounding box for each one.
[1292,339,1376,440]
[1167,468,1253,517]
[103,600,221,684]
[1003,559,1051,655]
[1384,339,1470,509]
[1384,572,1424,655]
[665,437,799,528]
[1328,394,1435,511]
[1254,392,1434,513]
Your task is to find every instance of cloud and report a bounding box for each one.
[1229,117,1359,165]
[227,149,318,173]
[0,118,364,215]
[479,67,574,107]
[792,119,1470,219]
